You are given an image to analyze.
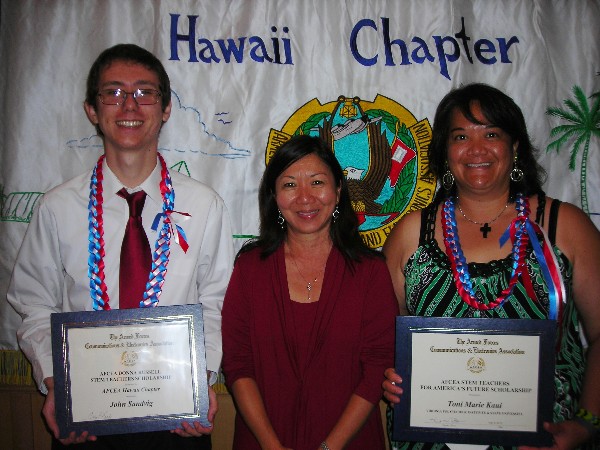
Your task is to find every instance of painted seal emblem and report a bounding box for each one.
[266,94,435,248]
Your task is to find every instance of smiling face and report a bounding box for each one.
[84,60,171,156]
[275,153,341,240]
[446,102,518,198]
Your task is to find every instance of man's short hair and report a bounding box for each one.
[85,43,171,112]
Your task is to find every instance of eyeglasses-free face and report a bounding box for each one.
[97,88,162,106]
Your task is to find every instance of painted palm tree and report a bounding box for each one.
[546,85,600,214]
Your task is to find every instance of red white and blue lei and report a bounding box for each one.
[87,154,189,310]
[442,194,565,320]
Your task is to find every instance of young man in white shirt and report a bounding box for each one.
[8,43,234,449]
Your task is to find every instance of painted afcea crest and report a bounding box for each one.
[267,95,436,248]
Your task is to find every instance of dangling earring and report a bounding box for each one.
[510,153,524,182]
[332,205,340,222]
[442,163,455,191]
[277,210,285,229]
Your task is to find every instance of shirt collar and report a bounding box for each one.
[102,157,162,203]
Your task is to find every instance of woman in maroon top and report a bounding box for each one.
[222,135,399,450]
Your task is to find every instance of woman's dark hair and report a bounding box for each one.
[85,44,171,135]
[429,83,546,202]
[240,135,380,264]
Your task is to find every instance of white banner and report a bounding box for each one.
[1,0,599,349]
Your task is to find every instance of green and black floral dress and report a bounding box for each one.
[388,195,589,450]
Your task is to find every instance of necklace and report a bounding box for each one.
[288,248,325,302]
[456,198,509,238]
[442,194,529,311]
[87,154,184,310]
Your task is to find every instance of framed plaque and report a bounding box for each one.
[393,316,556,447]
[51,304,209,438]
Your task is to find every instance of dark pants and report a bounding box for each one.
[51,431,211,450]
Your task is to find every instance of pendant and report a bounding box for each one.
[480,223,491,238]
[306,277,317,301]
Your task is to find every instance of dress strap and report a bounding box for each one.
[548,199,562,246]
[419,203,438,245]
[534,191,561,246]
[535,191,546,226]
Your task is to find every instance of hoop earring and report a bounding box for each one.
[442,170,455,190]
[510,154,524,182]
[277,210,285,229]
[332,205,340,222]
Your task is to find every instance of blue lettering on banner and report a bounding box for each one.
[349,17,519,80]
[169,14,293,65]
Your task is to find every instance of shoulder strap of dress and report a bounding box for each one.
[419,202,438,245]
[548,198,562,246]
[535,191,546,226]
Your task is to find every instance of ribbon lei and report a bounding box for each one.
[499,206,565,322]
[88,153,181,309]
[443,194,532,311]
[527,221,564,321]
[152,210,191,253]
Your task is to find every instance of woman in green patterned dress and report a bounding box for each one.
[382,83,600,450]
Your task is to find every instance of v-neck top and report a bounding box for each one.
[222,244,399,450]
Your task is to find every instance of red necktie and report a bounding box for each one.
[118,188,152,309]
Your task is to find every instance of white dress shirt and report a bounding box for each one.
[8,158,234,393]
